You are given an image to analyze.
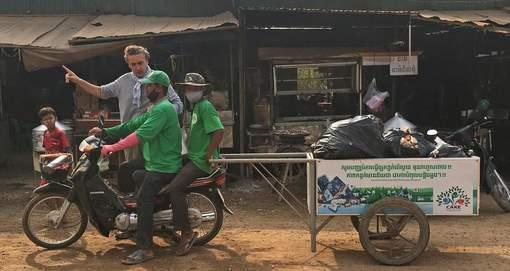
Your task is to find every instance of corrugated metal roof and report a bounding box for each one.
[0,0,234,17]
[417,9,510,34]
[0,15,66,47]
[30,15,95,48]
[0,11,238,48]
[70,11,238,43]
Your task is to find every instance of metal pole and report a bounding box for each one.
[358,63,363,115]
[0,82,3,119]
[219,152,307,159]
[359,91,363,116]
[309,159,317,252]
[392,27,398,113]
[211,158,312,163]
[408,15,412,57]
[238,10,247,176]
[229,40,235,126]
[278,163,289,202]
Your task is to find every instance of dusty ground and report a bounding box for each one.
[1,153,510,271]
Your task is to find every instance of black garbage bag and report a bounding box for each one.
[383,129,436,158]
[312,115,386,159]
[429,142,467,158]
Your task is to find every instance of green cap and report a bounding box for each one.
[139,70,170,88]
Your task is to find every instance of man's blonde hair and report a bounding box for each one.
[123,45,150,62]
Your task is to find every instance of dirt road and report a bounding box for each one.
[1,171,509,271]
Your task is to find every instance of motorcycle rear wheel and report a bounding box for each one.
[22,193,88,249]
[170,190,224,246]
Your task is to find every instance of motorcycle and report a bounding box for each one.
[431,119,510,212]
[22,117,233,249]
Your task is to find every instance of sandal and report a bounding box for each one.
[175,231,198,256]
[121,249,155,265]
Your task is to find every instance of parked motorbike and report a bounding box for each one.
[22,117,233,249]
[432,119,510,212]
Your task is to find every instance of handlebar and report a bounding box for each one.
[445,119,493,140]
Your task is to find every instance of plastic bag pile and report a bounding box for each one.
[312,113,465,159]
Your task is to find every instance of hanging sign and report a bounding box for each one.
[390,55,418,76]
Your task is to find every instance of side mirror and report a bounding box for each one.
[426,129,438,143]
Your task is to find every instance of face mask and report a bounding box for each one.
[147,89,160,103]
[185,91,204,104]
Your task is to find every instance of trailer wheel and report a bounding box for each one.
[358,197,429,266]
[351,216,392,240]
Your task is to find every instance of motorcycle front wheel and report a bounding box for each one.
[486,162,510,212]
[170,190,224,246]
[22,193,88,249]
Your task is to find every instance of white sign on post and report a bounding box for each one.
[390,55,418,76]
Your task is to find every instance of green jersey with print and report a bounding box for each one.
[105,99,182,173]
[188,99,224,173]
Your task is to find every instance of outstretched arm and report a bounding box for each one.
[63,65,101,98]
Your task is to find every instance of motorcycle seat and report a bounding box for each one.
[188,168,226,188]
[123,168,226,209]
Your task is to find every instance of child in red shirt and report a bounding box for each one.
[39,107,71,154]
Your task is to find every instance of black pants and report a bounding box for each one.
[117,159,144,193]
[166,161,208,231]
[132,169,175,249]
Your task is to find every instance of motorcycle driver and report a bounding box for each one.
[159,72,224,256]
[89,70,182,265]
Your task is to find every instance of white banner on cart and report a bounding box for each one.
[316,157,480,216]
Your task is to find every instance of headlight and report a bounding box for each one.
[79,135,100,152]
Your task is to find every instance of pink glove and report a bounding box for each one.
[101,133,140,156]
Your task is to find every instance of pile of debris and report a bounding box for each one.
[312,113,465,159]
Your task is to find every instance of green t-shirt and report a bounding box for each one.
[188,99,224,173]
[105,99,182,173]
